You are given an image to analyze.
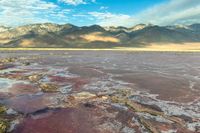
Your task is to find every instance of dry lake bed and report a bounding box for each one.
[0,50,200,133]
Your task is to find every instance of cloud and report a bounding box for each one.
[59,0,95,5]
[0,0,70,26]
[88,0,200,27]
[100,6,108,10]
[59,0,86,5]
[0,0,199,27]
[135,0,200,25]
[88,12,132,26]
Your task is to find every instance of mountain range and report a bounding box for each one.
[0,23,200,48]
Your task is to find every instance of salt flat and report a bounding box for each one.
[0,51,200,132]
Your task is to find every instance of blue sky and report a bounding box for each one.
[0,0,199,27]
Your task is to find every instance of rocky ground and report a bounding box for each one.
[0,51,199,133]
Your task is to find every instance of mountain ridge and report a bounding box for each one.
[0,23,200,48]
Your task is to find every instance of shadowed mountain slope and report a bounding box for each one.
[0,23,200,48]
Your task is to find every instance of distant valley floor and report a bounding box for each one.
[0,42,200,52]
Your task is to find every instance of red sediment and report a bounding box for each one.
[115,73,200,103]
[0,92,12,99]
[13,107,101,133]
[4,94,53,114]
[13,102,141,133]
[0,64,15,70]
[48,75,69,82]
[8,70,28,73]
[176,128,195,133]
[9,83,40,96]
[143,119,174,132]
[67,66,106,78]
[1,73,25,80]
[49,76,89,91]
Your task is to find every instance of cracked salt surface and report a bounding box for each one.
[137,112,173,123]
[131,116,148,133]
[8,119,20,132]
[83,74,131,91]
[111,103,128,111]
[6,108,18,115]
[121,126,136,133]
[1,52,200,132]
[59,85,72,94]
[0,78,27,92]
[131,93,200,118]
[161,129,177,133]
[187,122,200,131]
[46,67,79,78]
[0,68,22,74]
[131,92,200,131]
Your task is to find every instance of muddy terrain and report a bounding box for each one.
[0,51,200,133]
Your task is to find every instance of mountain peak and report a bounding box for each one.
[129,24,149,31]
[0,23,200,48]
[0,26,11,32]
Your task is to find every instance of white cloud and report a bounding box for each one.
[59,0,85,5]
[0,0,70,26]
[89,12,132,26]
[88,0,200,27]
[59,0,95,5]
[135,0,200,25]
[0,0,199,27]
[100,6,108,10]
